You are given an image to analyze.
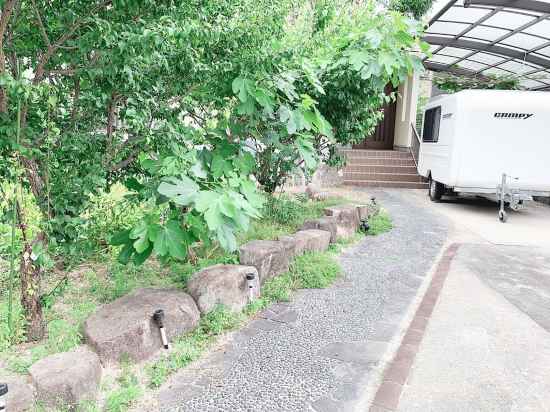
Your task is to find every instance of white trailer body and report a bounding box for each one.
[417,90,550,220]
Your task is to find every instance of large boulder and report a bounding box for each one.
[187,264,260,314]
[295,230,331,253]
[239,240,290,284]
[301,216,338,243]
[29,346,101,409]
[2,375,35,411]
[278,234,298,257]
[324,205,360,239]
[279,229,331,257]
[83,288,200,363]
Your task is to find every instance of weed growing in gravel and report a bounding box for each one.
[261,272,296,302]
[291,252,341,289]
[367,211,393,236]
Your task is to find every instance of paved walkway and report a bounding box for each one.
[367,190,550,412]
[153,190,448,412]
[397,244,550,412]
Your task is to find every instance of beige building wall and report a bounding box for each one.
[393,73,420,150]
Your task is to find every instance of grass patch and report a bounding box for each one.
[105,359,143,412]
[291,252,341,289]
[262,195,346,230]
[366,210,392,236]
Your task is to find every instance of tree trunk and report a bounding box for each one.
[16,203,45,341]
[19,239,45,341]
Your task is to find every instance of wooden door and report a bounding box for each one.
[352,86,397,150]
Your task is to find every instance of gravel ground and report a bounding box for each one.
[159,189,449,412]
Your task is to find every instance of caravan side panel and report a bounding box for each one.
[454,91,550,192]
[418,96,457,186]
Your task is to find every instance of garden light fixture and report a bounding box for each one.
[246,273,256,303]
[153,309,169,350]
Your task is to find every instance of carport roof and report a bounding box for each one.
[423,0,550,90]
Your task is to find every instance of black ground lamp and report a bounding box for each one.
[246,273,256,303]
[153,309,169,350]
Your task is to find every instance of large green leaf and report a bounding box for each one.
[232,77,255,103]
[204,204,224,231]
[151,220,188,260]
[118,243,135,265]
[195,191,219,213]
[219,194,237,218]
[211,155,232,179]
[110,229,131,246]
[157,176,199,206]
[216,224,237,252]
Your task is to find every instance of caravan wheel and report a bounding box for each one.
[429,177,444,202]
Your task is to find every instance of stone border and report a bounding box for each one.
[369,243,461,412]
[5,202,379,411]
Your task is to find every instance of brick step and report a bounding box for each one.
[345,165,418,174]
[343,180,429,189]
[344,172,424,183]
[346,158,417,167]
[341,149,413,160]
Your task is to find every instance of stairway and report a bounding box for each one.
[341,149,428,189]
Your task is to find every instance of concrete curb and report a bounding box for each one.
[369,243,461,411]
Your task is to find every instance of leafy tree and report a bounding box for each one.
[0,0,291,340]
[227,3,428,191]
[433,72,521,93]
[389,0,434,20]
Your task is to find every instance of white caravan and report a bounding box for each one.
[416,90,550,222]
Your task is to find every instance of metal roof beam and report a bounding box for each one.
[423,35,550,68]
[465,0,550,14]
[429,0,459,25]
[473,39,550,74]
[424,61,487,77]
[424,3,502,61]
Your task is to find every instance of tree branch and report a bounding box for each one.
[71,75,80,123]
[32,0,113,85]
[109,147,141,172]
[0,0,19,113]
[0,0,17,39]
[30,0,51,48]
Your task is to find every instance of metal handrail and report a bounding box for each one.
[410,122,421,168]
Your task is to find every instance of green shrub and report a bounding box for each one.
[389,0,434,19]
[262,194,345,231]
[75,184,150,256]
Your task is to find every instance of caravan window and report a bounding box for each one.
[422,106,441,143]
